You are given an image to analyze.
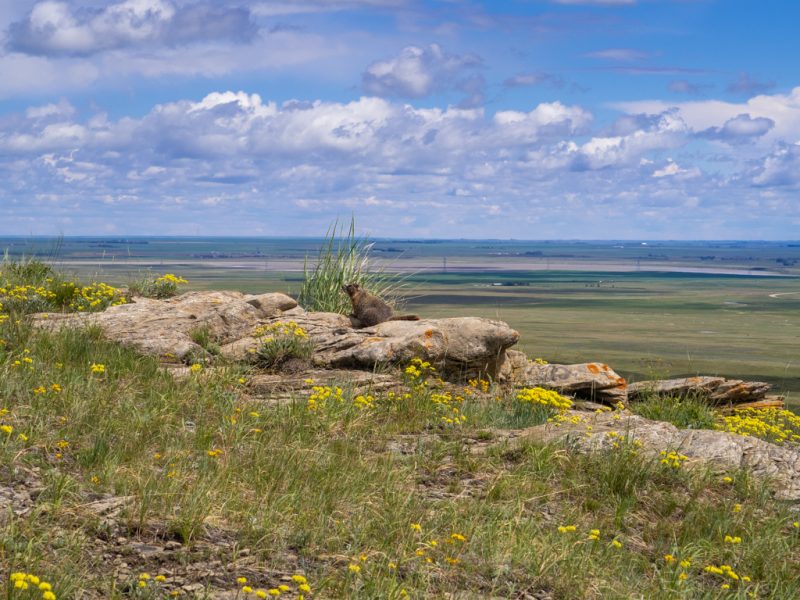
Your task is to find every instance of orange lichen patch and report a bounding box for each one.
[364,337,384,344]
[689,376,702,383]
[587,363,601,374]
[424,329,435,339]
[615,378,628,389]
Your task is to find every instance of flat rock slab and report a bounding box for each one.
[526,411,800,501]
[628,377,771,404]
[518,361,628,404]
[35,291,297,361]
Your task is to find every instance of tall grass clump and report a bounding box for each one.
[298,218,403,313]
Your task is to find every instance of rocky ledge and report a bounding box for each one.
[35,290,782,409]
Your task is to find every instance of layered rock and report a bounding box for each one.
[501,350,628,404]
[628,376,772,405]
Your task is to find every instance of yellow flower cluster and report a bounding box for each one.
[404,358,435,380]
[547,412,584,426]
[236,574,312,599]
[703,564,751,585]
[431,391,467,426]
[516,387,573,410]
[254,321,308,339]
[659,450,688,469]
[155,274,188,285]
[716,408,800,445]
[68,282,127,312]
[307,385,343,411]
[9,572,56,598]
[467,378,490,393]
[354,394,375,409]
[407,523,469,568]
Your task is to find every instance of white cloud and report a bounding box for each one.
[652,159,700,179]
[612,87,800,144]
[362,44,483,105]
[7,0,256,56]
[753,143,800,187]
[1,90,799,237]
[567,110,688,170]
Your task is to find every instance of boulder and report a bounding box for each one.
[628,376,771,404]
[36,291,297,361]
[527,411,800,501]
[223,311,520,379]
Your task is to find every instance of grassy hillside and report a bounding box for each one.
[1,264,799,598]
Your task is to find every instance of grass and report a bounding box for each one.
[297,218,406,315]
[629,394,718,430]
[1,310,799,598]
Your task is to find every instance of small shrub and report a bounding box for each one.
[254,321,314,369]
[128,273,187,299]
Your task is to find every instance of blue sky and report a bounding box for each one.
[0,0,798,239]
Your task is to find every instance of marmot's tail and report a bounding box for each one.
[389,315,421,321]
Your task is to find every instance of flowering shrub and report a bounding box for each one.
[255,321,314,369]
[715,408,800,445]
[516,387,573,410]
[0,280,126,315]
[128,272,188,299]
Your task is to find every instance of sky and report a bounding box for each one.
[0,0,798,239]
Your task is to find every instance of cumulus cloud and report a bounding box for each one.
[699,113,774,144]
[362,44,484,105]
[6,0,257,56]
[612,86,800,144]
[564,110,689,170]
[2,90,798,237]
[753,143,800,187]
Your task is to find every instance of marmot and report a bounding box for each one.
[343,283,420,327]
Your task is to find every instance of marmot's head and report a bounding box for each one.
[343,283,361,297]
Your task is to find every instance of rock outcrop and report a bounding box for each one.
[628,376,772,405]
[36,291,520,380]
[223,310,520,378]
[526,410,800,501]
